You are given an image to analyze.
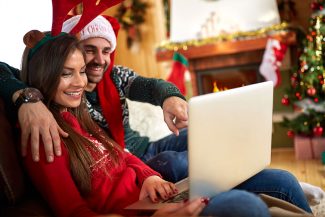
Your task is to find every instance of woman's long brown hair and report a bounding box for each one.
[21,34,121,195]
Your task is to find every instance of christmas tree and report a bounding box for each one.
[281,0,325,137]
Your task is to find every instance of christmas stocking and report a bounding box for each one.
[167,52,189,95]
[259,38,288,87]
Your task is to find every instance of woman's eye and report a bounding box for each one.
[61,72,72,77]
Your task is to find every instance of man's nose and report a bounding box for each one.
[94,52,105,65]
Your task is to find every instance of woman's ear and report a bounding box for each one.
[23,30,45,48]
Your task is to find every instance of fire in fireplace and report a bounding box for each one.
[196,64,265,94]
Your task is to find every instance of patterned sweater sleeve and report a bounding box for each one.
[113,65,186,106]
[124,151,162,186]
[0,62,26,106]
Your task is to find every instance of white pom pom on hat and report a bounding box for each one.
[62,15,116,53]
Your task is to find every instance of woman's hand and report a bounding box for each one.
[139,176,178,202]
[152,198,207,216]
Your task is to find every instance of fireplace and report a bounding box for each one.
[196,63,264,95]
[156,32,296,96]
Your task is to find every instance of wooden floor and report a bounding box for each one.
[270,148,325,190]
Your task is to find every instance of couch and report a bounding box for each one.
[0,98,52,217]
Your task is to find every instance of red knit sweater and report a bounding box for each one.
[23,112,161,217]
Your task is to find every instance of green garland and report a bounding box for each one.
[115,0,149,48]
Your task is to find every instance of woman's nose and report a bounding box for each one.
[73,74,87,87]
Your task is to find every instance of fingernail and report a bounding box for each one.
[201,197,209,205]
[183,199,189,203]
[154,198,158,203]
[174,189,178,193]
[56,150,61,156]
[33,155,39,162]
[47,156,54,162]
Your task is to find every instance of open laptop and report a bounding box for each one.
[125,81,273,211]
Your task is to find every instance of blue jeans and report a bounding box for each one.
[140,128,188,182]
[235,169,312,213]
[201,189,270,217]
[140,128,312,213]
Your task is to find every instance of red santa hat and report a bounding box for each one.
[62,15,117,53]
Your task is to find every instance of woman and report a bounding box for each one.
[20,30,271,217]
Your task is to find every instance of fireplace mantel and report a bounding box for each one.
[156,32,296,95]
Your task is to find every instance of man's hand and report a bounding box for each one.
[139,176,178,202]
[152,197,207,216]
[18,101,68,162]
[162,96,188,136]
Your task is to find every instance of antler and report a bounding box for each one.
[69,0,123,35]
[51,0,83,36]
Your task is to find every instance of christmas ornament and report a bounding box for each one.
[307,87,317,96]
[281,96,290,106]
[295,92,302,100]
[311,0,325,12]
[287,130,295,138]
[313,125,324,137]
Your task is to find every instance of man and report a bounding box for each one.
[1,15,188,182]
[0,15,314,213]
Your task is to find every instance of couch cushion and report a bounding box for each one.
[0,98,25,206]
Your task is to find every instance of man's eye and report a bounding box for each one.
[85,49,95,54]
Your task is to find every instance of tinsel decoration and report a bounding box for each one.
[115,0,149,48]
[156,22,290,52]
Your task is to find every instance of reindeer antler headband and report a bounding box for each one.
[23,30,67,60]
[51,0,123,36]
[24,0,123,58]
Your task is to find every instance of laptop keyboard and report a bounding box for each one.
[162,190,189,203]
